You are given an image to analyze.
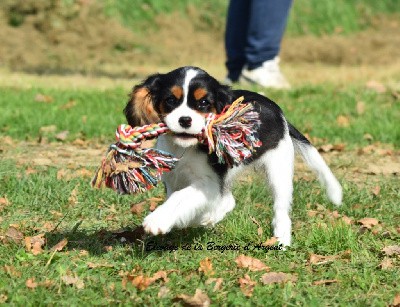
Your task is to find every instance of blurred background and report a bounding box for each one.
[0,0,399,84]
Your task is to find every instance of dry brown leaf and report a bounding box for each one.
[371,185,381,196]
[341,215,353,225]
[312,279,338,286]
[128,271,169,291]
[260,272,297,285]
[0,294,7,303]
[61,274,85,289]
[0,197,9,206]
[60,100,76,110]
[382,245,400,256]
[50,238,68,252]
[198,258,215,276]
[309,254,338,265]
[307,210,318,217]
[357,217,379,229]
[336,115,350,127]
[379,257,393,270]
[130,201,146,215]
[26,278,38,289]
[175,289,211,307]
[366,80,386,93]
[393,293,400,307]
[25,234,46,255]
[5,226,24,243]
[68,186,79,206]
[35,94,53,103]
[356,101,366,115]
[4,265,22,277]
[238,274,256,297]
[149,197,163,211]
[263,237,278,246]
[205,278,223,292]
[235,254,270,272]
[366,162,400,175]
[87,262,114,269]
[55,130,69,141]
[318,144,333,153]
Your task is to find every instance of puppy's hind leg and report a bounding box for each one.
[261,133,295,247]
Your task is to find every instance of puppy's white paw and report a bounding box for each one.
[142,210,174,236]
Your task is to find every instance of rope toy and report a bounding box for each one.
[92,96,262,194]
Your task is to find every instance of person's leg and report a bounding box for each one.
[225,0,250,82]
[246,0,293,69]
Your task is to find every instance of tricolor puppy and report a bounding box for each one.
[124,66,342,246]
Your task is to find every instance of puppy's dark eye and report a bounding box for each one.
[198,99,210,109]
[165,97,176,106]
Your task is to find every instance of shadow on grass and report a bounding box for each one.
[45,226,209,257]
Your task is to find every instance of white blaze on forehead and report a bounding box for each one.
[182,69,198,105]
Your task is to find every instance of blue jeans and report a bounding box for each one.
[225,0,293,81]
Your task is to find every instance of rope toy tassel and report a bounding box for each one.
[92,96,261,194]
[202,96,262,166]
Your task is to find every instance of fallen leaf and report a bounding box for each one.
[318,144,333,153]
[379,257,393,270]
[130,201,146,215]
[50,238,68,252]
[0,294,7,303]
[149,197,163,211]
[26,278,38,289]
[260,272,297,284]
[0,197,9,206]
[356,101,366,115]
[309,254,338,265]
[128,271,169,291]
[357,217,379,229]
[61,274,85,289]
[263,237,278,246]
[25,234,46,255]
[235,254,270,272]
[55,130,69,141]
[175,289,211,307]
[341,215,353,225]
[371,185,381,196]
[238,274,256,297]
[382,245,400,256]
[87,262,114,269]
[312,279,338,286]
[250,216,263,237]
[68,186,79,206]
[5,226,24,243]
[59,100,76,110]
[198,258,214,276]
[205,278,223,292]
[307,210,318,217]
[4,265,22,277]
[336,115,350,127]
[366,80,386,93]
[393,293,400,307]
[35,94,53,103]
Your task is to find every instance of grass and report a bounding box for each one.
[102,0,400,36]
[0,81,399,305]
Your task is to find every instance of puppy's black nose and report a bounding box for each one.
[178,116,192,128]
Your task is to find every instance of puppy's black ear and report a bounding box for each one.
[215,84,234,114]
[124,74,161,126]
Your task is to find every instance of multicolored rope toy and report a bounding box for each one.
[92,96,262,194]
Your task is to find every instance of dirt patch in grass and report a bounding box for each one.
[0,1,399,77]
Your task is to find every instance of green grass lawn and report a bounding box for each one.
[0,82,399,305]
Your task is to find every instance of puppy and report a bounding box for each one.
[124,66,342,246]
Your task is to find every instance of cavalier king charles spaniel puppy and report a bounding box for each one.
[124,66,342,246]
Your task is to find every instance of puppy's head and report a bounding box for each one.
[124,66,233,147]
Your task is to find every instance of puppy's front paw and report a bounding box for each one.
[142,210,174,236]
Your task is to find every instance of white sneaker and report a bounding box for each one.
[240,57,291,89]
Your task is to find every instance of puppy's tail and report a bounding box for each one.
[288,123,343,205]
